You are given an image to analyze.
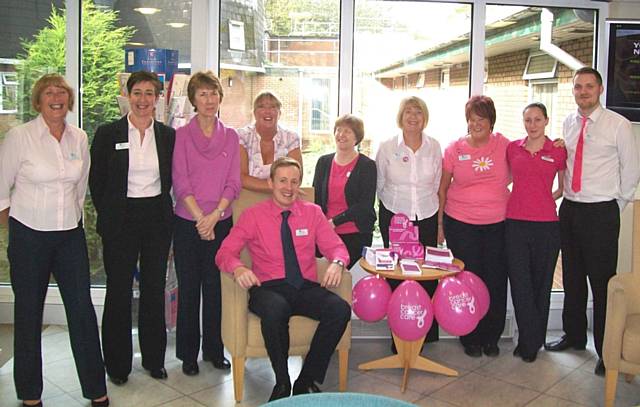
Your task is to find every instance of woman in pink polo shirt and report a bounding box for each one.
[438,95,510,358]
[506,103,566,363]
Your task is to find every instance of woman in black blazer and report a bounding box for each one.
[313,114,376,269]
[89,71,175,384]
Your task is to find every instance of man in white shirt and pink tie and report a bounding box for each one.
[544,67,640,377]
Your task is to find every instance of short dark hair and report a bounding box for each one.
[523,102,548,119]
[269,156,302,181]
[126,71,162,96]
[574,67,603,86]
[334,114,365,145]
[187,71,224,112]
[465,95,496,130]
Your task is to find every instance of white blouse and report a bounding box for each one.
[237,124,300,179]
[126,114,161,198]
[0,115,89,231]
[376,132,442,220]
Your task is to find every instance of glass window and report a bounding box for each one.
[310,77,332,132]
[218,0,340,185]
[352,1,472,155]
[81,0,193,285]
[484,4,597,291]
[0,1,67,285]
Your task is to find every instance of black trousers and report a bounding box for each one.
[248,282,351,385]
[506,219,560,357]
[101,197,172,378]
[443,213,507,348]
[173,215,232,363]
[379,201,439,342]
[559,199,620,358]
[338,232,373,270]
[8,218,106,401]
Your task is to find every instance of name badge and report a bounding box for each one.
[458,154,471,161]
[115,142,130,150]
[541,155,555,163]
[295,228,309,237]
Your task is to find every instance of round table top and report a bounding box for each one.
[358,257,464,281]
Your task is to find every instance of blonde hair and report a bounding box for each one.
[31,74,74,112]
[253,91,282,111]
[396,96,429,130]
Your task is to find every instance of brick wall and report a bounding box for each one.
[381,36,594,143]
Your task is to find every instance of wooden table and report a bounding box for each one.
[357,257,465,392]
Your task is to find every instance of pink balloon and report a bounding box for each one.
[456,271,490,319]
[386,280,434,341]
[433,277,480,336]
[352,275,392,322]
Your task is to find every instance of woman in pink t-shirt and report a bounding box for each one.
[438,95,510,358]
[506,103,566,363]
[313,114,376,269]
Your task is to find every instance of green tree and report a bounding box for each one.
[15,2,135,283]
[18,2,135,137]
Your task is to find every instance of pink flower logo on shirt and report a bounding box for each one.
[472,157,493,172]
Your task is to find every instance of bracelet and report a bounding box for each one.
[214,207,225,217]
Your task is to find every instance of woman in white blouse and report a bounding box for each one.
[376,96,443,347]
[0,74,109,407]
[237,91,303,192]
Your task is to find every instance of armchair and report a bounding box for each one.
[603,272,640,407]
[603,200,640,406]
[221,188,352,402]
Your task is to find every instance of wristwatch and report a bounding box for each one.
[214,207,225,217]
[332,259,345,269]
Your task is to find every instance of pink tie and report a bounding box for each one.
[571,115,588,193]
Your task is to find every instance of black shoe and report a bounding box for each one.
[148,367,168,379]
[483,344,500,357]
[203,355,231,370]
[595,358,606,376]
[521,353,537,363]
[108,375,128,385]
[268,383,291,401]
[292,379,321,396]
[544,336,586,352]
[513,345,521,357]
[91,397,110,407]
[464,344,482,357]
[182,361,199,376]
[22,402,43,407]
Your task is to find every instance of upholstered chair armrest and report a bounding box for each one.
[603,274,629,369]
[221,270,249,357]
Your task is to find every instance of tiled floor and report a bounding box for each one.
[0,326,639,407]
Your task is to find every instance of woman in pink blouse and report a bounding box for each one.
[438,95,510,358]
[172,71,241,376]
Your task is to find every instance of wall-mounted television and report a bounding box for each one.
[605,20,640,123]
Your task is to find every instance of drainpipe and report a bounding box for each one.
[540,8,584,71]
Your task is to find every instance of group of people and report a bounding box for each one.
[0,66,637,406]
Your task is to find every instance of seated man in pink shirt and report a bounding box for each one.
[216,157,351,402]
